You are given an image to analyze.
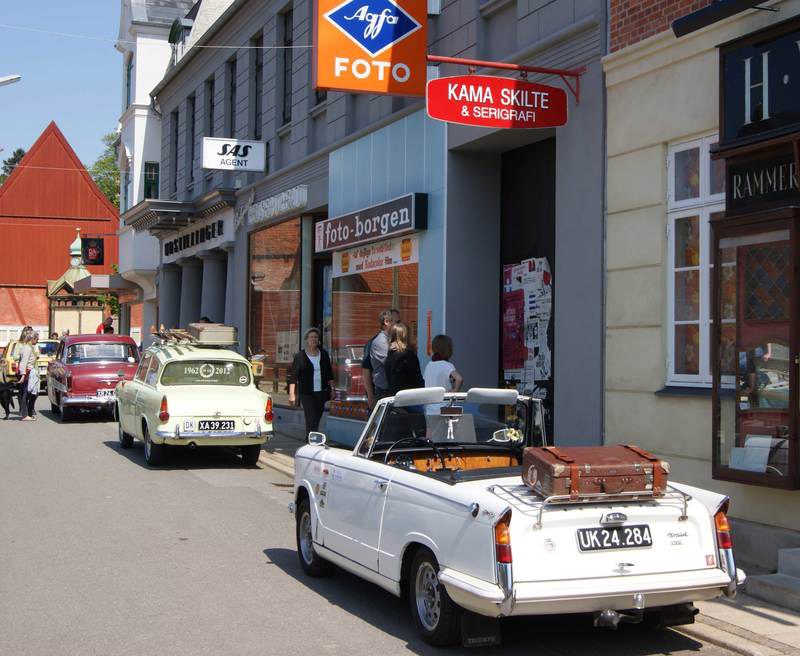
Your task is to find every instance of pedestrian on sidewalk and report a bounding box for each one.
[423,334,463,414]
[15,326,32,412]
[385,322,424,396]
[288,327,335,436]
[96,317,113,334]
[363,308,400,408]
[18,330,39,421]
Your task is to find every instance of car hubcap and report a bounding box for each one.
[415,561,441,631]
[299,511,314,564]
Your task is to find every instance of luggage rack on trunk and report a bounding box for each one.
[488,483,692,529]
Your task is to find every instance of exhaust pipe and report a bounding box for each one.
[594,608,643,629]
[188,441,197,449]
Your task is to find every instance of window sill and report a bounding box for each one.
[277,122,292,137]
[480,0,514,18]
[654,386,735,398]
[309,101,327,118]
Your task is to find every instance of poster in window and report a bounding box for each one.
[502,287,526,370]
[81,238,104,266]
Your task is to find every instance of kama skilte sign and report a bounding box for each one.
[426,75,568,129]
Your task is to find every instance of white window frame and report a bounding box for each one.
[666,135,725,386]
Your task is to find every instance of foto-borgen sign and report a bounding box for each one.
[314,193,427,254]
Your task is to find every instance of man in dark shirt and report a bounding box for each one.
[362,308,399,408]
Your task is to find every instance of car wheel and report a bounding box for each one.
[143,426,165,466]
[50,402,59,415]
[295,497,334,577]
[118,411,133,449]
[240,444,261,466]
[408,547,461,646]
[59,400,72,422]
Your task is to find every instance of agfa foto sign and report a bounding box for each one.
[426,75,568,129]
[314,0,427,96]
[202,137,266,172]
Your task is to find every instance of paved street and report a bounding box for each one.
[0,397,738,656]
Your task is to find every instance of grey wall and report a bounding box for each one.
[444,152,502,390]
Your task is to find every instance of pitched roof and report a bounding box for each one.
[130,0,196,26]
[0,121,118,221]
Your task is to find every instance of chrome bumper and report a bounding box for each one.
[62,395,115,406]
[155,428,273,440]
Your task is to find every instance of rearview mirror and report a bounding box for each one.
[491,428,511,443]
[308,431,327,446]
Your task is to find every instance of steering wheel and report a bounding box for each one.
[384,436,448,472]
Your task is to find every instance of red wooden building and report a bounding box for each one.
[0,122,119,344]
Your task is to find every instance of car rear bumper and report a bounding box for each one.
[155,428,272,447]
[438,567,745,618]
[62,395,115,407]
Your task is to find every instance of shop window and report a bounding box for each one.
[331,261,419,402]
[713,225,797,488]
[667,136,725,386]
[248,218,302,405]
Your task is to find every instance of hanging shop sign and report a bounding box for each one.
[314,0,427,96]
[332,234,419,278]
[202,137,266,172]
[719,17,800,148]
[314,193,426,253]
[247,185,308,226]
[426,75,568,129]
[81,237,105,266]
[162,212,233,263]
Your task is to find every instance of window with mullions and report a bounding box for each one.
[170,109,179,194]
[144,162,159,199]
[227,57,238,136]
[186,95,196,184]
[666,135,725,386]
[125,54,134,108]
[205,77,215,137]
[282,9,293,125]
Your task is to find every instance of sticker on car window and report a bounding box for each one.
[200,363,215,379]
[239,376,248,384]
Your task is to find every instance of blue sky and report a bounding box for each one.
[0,1,121,166]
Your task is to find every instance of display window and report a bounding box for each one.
[330,262,418,402]
[248,217,302,405]
[712,215,799,488]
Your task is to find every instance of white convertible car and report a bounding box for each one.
[292,387,745,647]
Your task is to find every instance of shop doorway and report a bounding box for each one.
[500,138,556,434]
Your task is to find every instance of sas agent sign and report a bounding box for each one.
[202,137,266,172]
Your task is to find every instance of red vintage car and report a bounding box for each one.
[332,344,366,402]
[47,334,139,420]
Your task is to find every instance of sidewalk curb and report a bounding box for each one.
[676,614,795,656]
[258,450,294,478]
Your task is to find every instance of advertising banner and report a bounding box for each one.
[202,137,266,171]
[332,234,419,278]
[81,237,104,266]
[314,0,427,96]
[427,75,568,129]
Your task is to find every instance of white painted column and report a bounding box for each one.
[222,243,236,326]
[177,257,203,328]
[141,299,158,348]
[198,249,227,324]
[158,264,182,330]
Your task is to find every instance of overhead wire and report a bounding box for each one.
[0,23,314,49]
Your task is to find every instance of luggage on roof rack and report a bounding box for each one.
[187,323,238,345]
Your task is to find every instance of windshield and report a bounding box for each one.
[37,341,58,356]
[375,399,536,448]
[160,360,251,386]
[67,343,138,364]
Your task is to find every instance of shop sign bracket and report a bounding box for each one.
[426,55,585,104]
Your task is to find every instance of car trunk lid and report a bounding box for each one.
[70,362,138,393]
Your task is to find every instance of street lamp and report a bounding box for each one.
[0,75,21,88]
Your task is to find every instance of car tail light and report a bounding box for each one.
[158,396,169,422]
[715,509,733,550]
[494,511,512,564]
[265,397,273,422]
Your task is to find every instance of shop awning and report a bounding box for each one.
[73,273,138,296]
[672,1,774,38]
[122,189,237,234]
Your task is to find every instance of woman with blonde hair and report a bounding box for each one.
[18,329,39,421]
[384,322,424,396]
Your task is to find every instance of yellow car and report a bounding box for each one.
[2,339,59,392]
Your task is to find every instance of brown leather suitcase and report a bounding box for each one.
[521,445,670,499]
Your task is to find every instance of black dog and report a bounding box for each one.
[0,382,16,419]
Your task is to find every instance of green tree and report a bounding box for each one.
[89,132,120,208]
[0,148,26,184]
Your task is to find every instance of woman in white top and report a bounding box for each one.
[287,327,334,436]
[423,334,463,414]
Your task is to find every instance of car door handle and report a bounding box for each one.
[373,479,387,491]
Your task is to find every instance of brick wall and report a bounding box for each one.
[610,0,713,52]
